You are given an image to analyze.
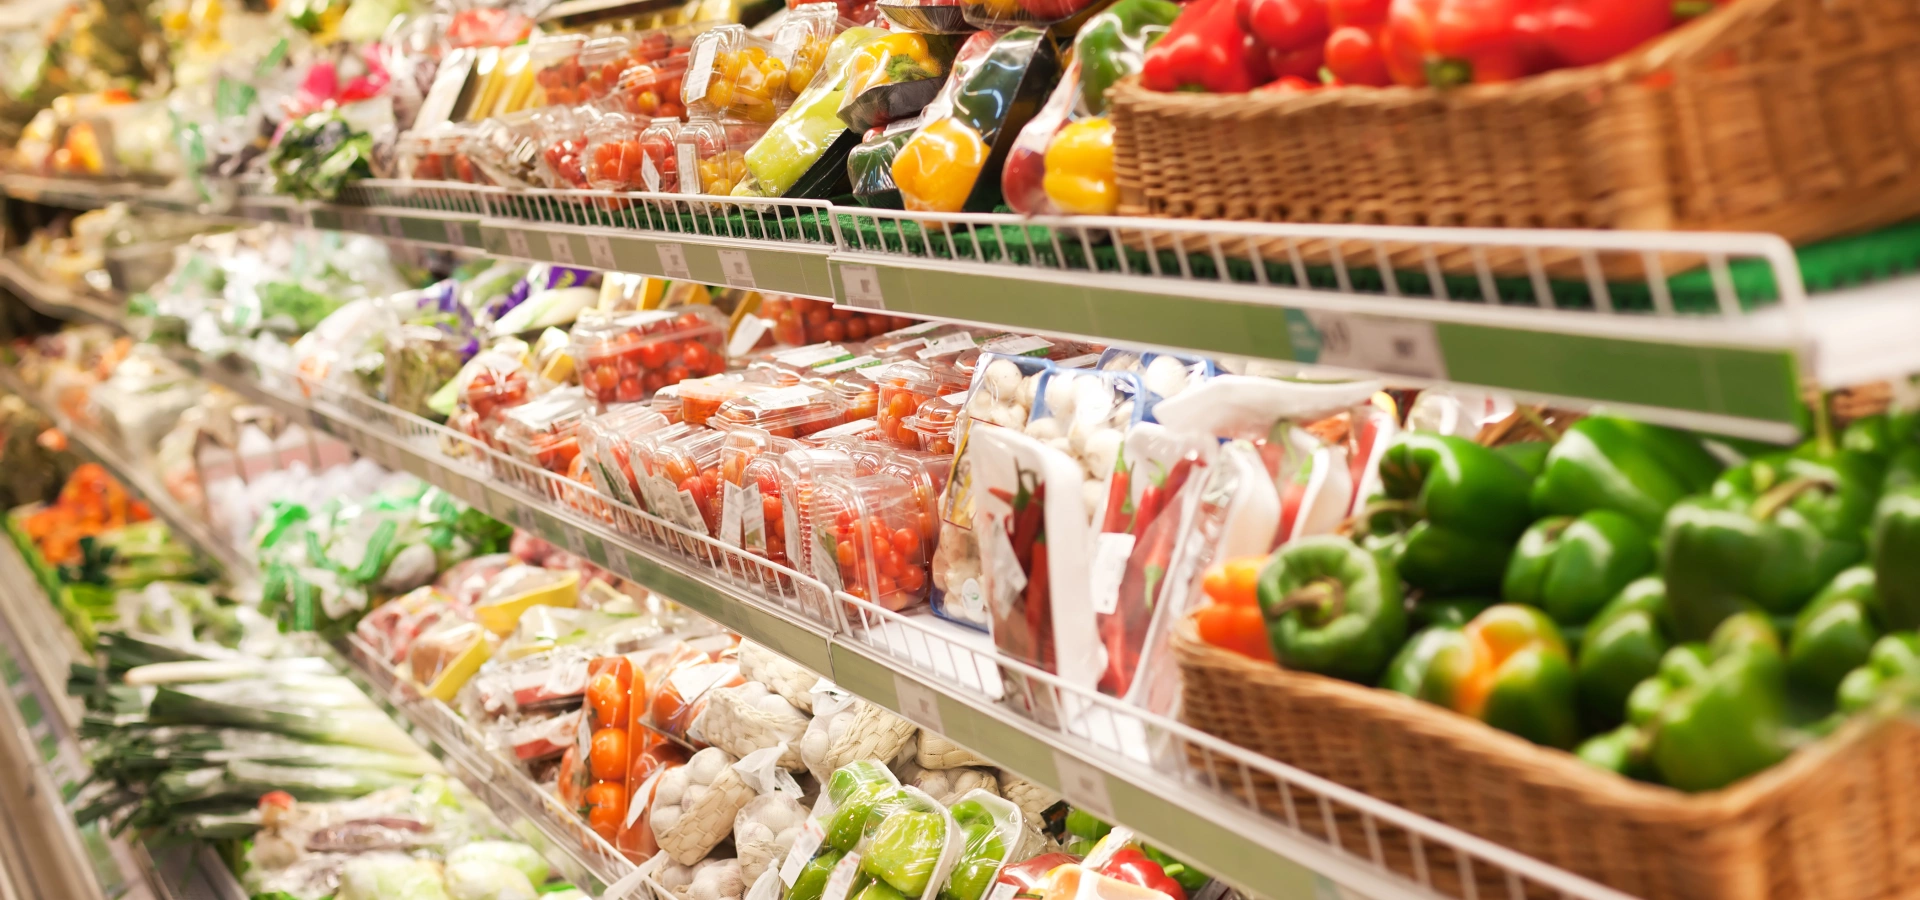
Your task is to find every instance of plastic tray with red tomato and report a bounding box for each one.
[716,427,798,556]
[713,384,847,440]
[677,373,778,427]
[649,427,728,539]
[500,387,597,477]
[875,359,969,448]
[536,105,595,190]
[462,358,533,420]
[812,472,936,610]
[777,296,916,345]
[769,446,858,573]
[571,307,728,404]
[532,33,590,106]
[581,404,675,508]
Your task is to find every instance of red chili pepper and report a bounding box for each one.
[1026,534,1053,671]
[1141,0,1270,93]
[1236,0,1328,53]
[1540,0,1675,68]
[1101,462,1133,534]
[1384,0,1553,86]
[1102,848,1188,900]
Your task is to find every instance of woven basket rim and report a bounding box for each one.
[1171,616,1893,817]
[1109,0,1788,110]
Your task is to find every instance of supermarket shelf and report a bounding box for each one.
[0,256,125,328]
[0,362,644,898]
[0,535,163,900]
[0,173,225,215]
[0,235,1642,900]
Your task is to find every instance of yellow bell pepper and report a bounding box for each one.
[1042,117,1117,216]
[893,117,988,212]
[844,34,942,99]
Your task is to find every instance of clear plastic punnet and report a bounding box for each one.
[811,472,936,610]
[875,360,969,448]
[530,32,590,106]
[682,25,796,124]
[674,114,769,196]
[714,384,848,440]
[569,308,729,404]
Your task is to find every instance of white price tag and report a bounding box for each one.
[548,233,577,265]
[717,249,757,288]
[1053,751,1116,821]
[656,243,692,280]
[892,674,945,734]
[586,234,617,270]
[1304,311,1449,381]
[840,265,886,309]
[821,851,863,900]
[443,219,467,246]
[505,229,532,259]
[780,821,826,886]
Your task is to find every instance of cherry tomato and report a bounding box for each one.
[821,321,846,342]
[639,342,673,370]
[618,376,644,401]
[891,527,918,557]
[682,341,714,374]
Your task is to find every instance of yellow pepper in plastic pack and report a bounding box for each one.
[1042,116,1117,215]
[737,27,889,198]
[891,117,988,212]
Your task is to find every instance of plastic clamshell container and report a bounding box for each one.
[902,390,965,453]
[531,33,591,106]
[475,568,583,635]
[682,25,795,123]
[679,374,780,427]
[500,387,597,473]
[713,384,846,440]
[462,358,534,420]
[586,112,650,192]
[608,54,691,120]
[468,109,547,187]
[651,427,729,536]
[570,307,730,404]
[812,472,935,610]
[634,117,682,192]
[535,104,595,189]
[773,446,857,575]
[805,417,881,446]
[581,404,674,506]
[579,34,643,101]
[875,359,968,448]
[673,114,769,195]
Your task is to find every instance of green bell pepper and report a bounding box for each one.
[789,849,846,900]
[1062,808,1110,843]
[1840,411,1917,461]
[1661,450,1880,641]
[1369,434,1535,596]
[1409,598,1493,631]
[1575,722,1654,780]
[1503,510,1655,626]
[1532,417,1723,531]
[1417,604,1581,748]
[1257,536,1407,683]
[939,815,1005,900]
[1785,565,1881,696]
[1380,625,1466,698]
[1642,612,1795,792]
[855,881,908,900]
[1497,440,1553,478]
[1836,632,1920,713]
[863,809,948,897]
[827,764,900,851]
[1872,487,1920,631]
[1574,577,1672,729]
[1074,0,1179,115]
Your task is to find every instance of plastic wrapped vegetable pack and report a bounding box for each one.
[838,33,954,135]
[892,29,1057,213]
[940,792,1022,900]
[848,117,923,208]
[736,26,888,198]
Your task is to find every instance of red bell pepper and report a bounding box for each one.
[1264,40,1327,80]
[1383,0,1552,86]
[1236,0,1328,54]
[1101,848,1188,900]
[1541,0,1675,67]
[1323,0,1394,85]
[1141,0,1270,93]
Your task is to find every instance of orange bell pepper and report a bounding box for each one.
[1194,557,1275,662]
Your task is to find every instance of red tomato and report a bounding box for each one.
[590,727,629,781]
[664,365,690,384]
[821,321,846,342]
[585,782,626,837]
[639,342,673,370]
[618,376,644,401]
[587,671,630,727]
[846,318,870,341]
[682,342,714,373]
[891,527,918,557]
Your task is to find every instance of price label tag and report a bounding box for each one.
[892,674,945,735]
[505,229,532,259]
[840,265,886,309]
[1052,751,1116,821]
[717,249,756,288]
[586,234,617,270]
[512,504,539,532]
[1302,311,1449,381]
[444,219,467,246]
[580,533,609,566]
[292,207,314,230]
[548,233,578,265]
[385,215,407,239]
[656,243,691,280]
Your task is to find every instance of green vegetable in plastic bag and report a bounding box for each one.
[939,792,1018,900]
[788,848,845,900]
[863,810,947,896]
[853,880,907,900]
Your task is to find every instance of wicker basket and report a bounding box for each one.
[1172,625,1920,900]
[1111,0,1920,247]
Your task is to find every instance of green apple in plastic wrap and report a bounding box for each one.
[788,848,845,900]
[861,810,948,897]
[940,801,1008,900]
[739,27,886,197]
[827,762,900,851]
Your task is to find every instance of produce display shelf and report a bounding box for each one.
[0,173,224,216]
[0,230,1645,900]
[17,174,1920,440]
[0,361,650,898]
[0,530,179,900]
